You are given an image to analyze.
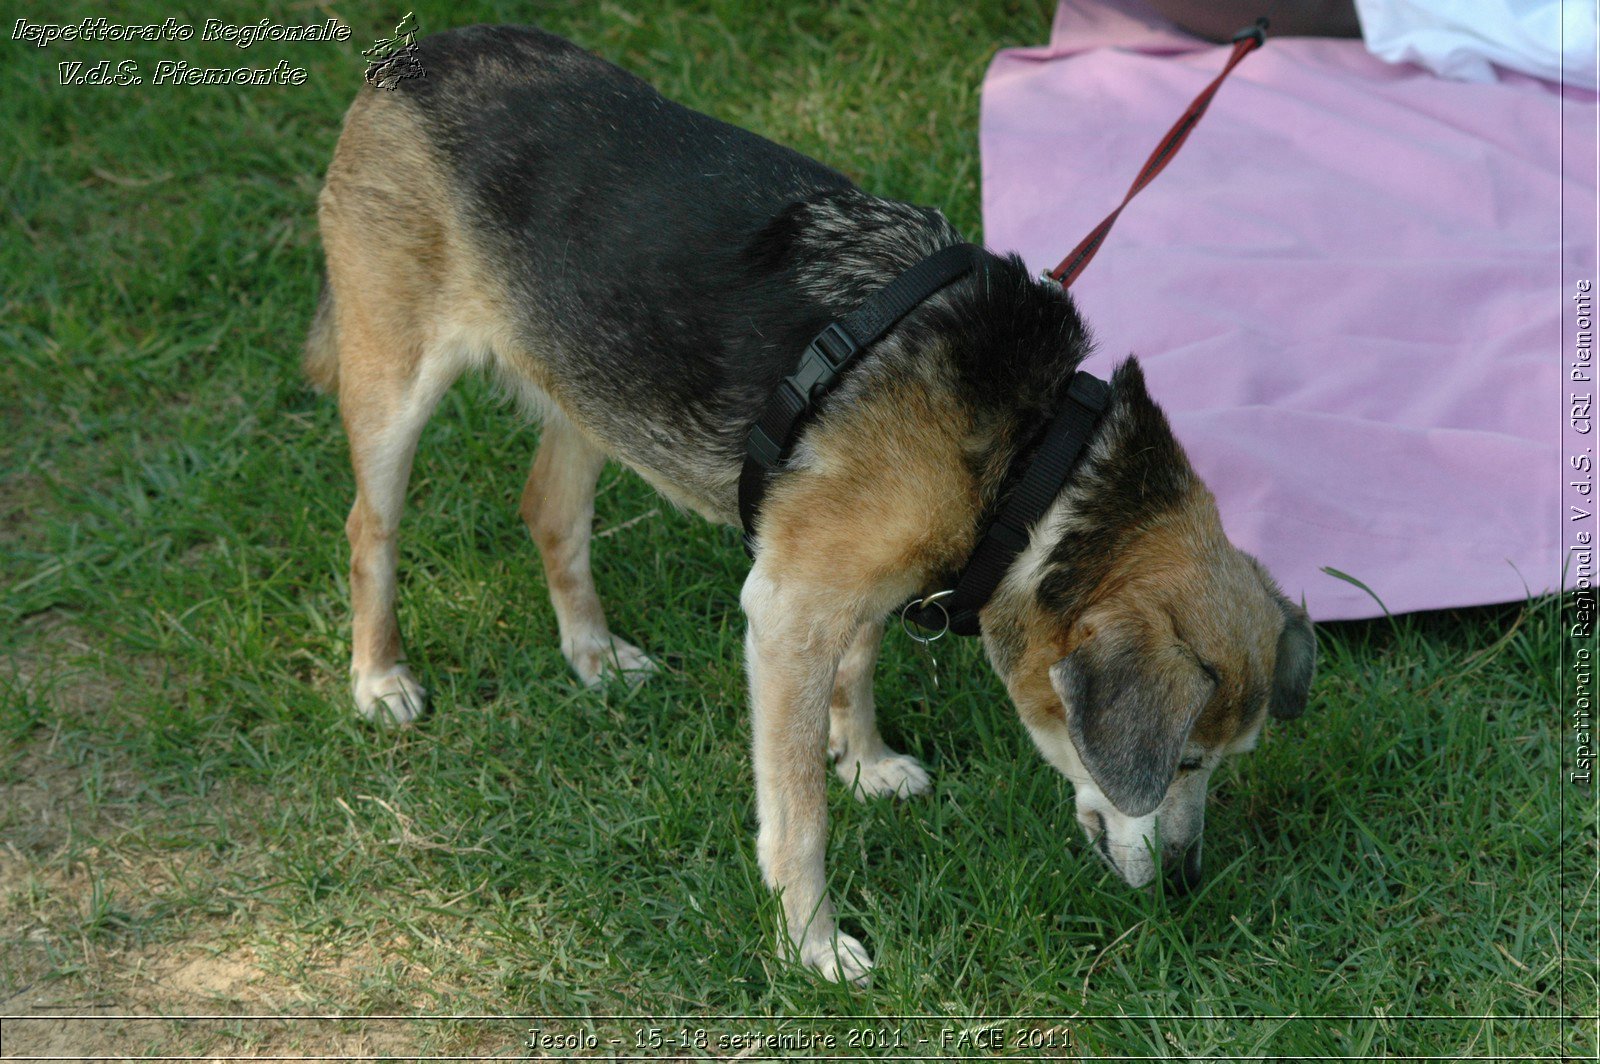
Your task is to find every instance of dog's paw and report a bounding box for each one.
[564,633,657,688]
[353,665,427,727]
[838,751,931,801]
[800,931,874,987]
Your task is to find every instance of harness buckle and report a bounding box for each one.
[745,322,862,472]
[789,322,859,402]
[814,321,859,365]
[746,422,786,468]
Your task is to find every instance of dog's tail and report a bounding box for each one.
[302,279,339,393]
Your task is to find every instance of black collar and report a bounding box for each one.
[738,245,1110,637]
[900,370,1108,636]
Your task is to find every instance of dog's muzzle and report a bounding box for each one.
[1080,810,1204,895]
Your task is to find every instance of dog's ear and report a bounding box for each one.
[1268,597,1316,720]
[1049,617,1216,817]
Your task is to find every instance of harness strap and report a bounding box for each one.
[1045,19,1267,289]
[738,242,987,551]
[740,19,1268,636]
[901,371,1111,635]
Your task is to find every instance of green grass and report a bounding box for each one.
[0,0,1587,1058]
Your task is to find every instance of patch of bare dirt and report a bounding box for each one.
[0,618,475,1060]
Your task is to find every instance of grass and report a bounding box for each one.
[0,0,1587,1058]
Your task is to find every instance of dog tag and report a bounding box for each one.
[919,639,941,695]
[900,590,954,702]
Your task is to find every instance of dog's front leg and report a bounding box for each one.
[741,565,872,985]
[830,620,930,799]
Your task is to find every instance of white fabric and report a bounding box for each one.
[1354,0,1598,86]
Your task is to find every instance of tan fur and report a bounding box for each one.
[519,417,655,684]
[829,621,929,800]
[726,386,997,983]
[302,285,339,392]
[757,377,980,591]
[319,92,455,723]
[1004,482,1275,748]
[989,478,1288,890]
[317,91,637,721]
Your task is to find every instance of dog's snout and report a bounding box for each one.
[1165,839,1204,895]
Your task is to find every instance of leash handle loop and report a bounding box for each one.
[1045,18,1268,290]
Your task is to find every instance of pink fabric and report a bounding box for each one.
[980,0,1595,621]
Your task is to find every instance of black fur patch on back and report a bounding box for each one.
[910,253,1089,419]
[378,25,1106,520]
[397,26,857,456]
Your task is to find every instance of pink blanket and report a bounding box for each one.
[980,0,1595,621]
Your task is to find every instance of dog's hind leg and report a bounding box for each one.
[339,323,462,727]
[829,621,931,800]
[520,417,656,687]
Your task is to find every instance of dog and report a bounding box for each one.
[306,24,1315,985]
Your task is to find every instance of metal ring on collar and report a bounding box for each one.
[900,588,955,645]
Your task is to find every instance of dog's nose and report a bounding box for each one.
[1165,839,1203,895]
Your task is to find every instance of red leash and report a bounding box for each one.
[1046,18,1268,289]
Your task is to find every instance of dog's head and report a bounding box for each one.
[981,359,1315,893]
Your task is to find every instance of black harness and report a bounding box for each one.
[738,244,1110,637]
[736,24,1270,635]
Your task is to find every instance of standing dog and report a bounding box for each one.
[307,25,1314,984]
